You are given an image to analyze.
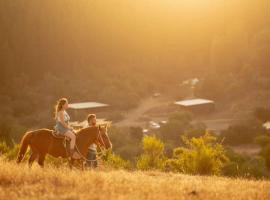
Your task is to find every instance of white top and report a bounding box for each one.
[57,110,70,122]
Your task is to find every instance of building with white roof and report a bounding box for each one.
[68,101,109,121]
[174,98,215,113]
[69,102,109,110]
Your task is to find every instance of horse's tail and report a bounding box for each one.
[16,131,33,163]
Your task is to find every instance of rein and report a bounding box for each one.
[74,128,107,162]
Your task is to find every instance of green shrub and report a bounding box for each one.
[255,135,270,147]
[109,126,142,160]
[3,144,20,161]
[220,122,265,145]
[0,141,9,155]
[260,144,270,169]
[222,148,269,178]
[254,135,270,170]
[104,151,132,170]
[165,134,228,175]
[0,121,13,146]
[157,112,193,146]
[137,136,166,170]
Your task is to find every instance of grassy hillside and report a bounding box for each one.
[0,159,269,200]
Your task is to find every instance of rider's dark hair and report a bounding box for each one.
[87,114,96,123]
[54,98,68,119]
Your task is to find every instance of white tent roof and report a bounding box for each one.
[69,102,109,110]
[174,98,214,107]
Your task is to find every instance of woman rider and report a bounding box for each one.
[54,98,77,158]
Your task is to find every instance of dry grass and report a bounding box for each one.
[0,159,270,200]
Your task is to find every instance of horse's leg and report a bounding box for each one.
[28,151,38,168]
[81,160,85,171]
[69,158,74,169]
[38,154,46,168]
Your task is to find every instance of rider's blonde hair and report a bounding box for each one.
[54,98,68,119]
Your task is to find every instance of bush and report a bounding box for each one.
[222,149,269,178]
[157,112,193,146]
[109,126,142,160]
[220,122,265,145]
[0,120,13,146]
[0,141,9,155]
[260,144,270,170]
[4,144,20,161]
[165,134,228,175]
[137,136,166,170]
[255,135,270,147]
[255,135,270,170]
[104,151,132,170]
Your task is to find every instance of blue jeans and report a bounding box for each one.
[87,149,97,168]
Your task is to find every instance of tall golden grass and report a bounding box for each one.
[0,159,269,200]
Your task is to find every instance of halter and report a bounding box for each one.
[74,126,107,162]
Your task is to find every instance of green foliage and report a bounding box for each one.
[222,149,269,178]
[255,134,270,170]
[0,141,9,155]
[4,144,20,161]
[109,126,143,161]
[255,135,270,170]
[0,120,13,146]
[260,144,270,170]
[137,136,166,171]
[0,117,27,145]
[254,107,270,122]
[104,151,132,170]
[168,112,193,123]
[220,121,266,145]
[165,134,228,175]
[0,142,21,161]
[255,135,270,147]
[157,112,193,145]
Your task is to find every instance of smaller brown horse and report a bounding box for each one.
[16,126,112,168]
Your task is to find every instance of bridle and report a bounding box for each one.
[74,126,108,162]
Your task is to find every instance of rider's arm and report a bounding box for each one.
[59,111,69,129]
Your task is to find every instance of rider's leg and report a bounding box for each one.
[64,130,76,153]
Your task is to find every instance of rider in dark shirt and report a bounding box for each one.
[86,114,98,168]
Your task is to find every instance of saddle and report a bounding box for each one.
[51,130,70,140]
[51,131,71,151]
[51,130,80,158]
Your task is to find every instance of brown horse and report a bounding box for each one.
[16,126,112,168]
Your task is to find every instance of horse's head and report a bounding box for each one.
[96,125,112,150]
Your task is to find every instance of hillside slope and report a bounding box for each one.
[0,160,269,200]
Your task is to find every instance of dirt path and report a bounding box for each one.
[115,96,250,134]
[115,96,172,127]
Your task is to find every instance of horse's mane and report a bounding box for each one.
[76,126,98,136]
